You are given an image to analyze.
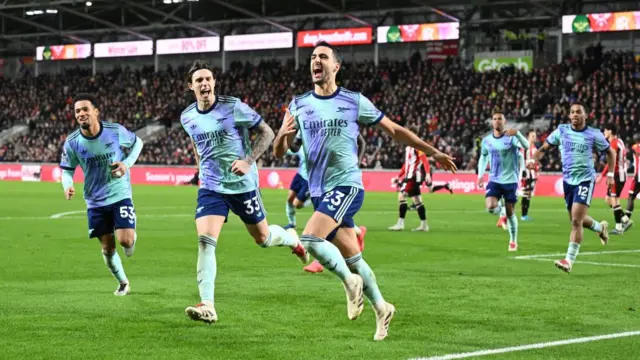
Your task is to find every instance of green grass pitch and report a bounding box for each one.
[0,181,639,360]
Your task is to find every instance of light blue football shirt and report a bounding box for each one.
[181,96,262,194]
[546,124,610,185]
[60,122,137,209]
[289,87,383,197]
[480,133,523,184]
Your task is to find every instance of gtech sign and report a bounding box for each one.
[473,51,533,73]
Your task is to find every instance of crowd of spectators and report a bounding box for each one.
[1,44,639,174]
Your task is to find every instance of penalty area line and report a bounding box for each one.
[410,330,640,360]
[513,249,640,259]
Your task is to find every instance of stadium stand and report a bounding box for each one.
[1,46,638,173]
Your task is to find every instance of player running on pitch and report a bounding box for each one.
[529,102,615,273]
[273,41,457,340]
[477,112,529,251]
[181,60,308,324]
[59,93,144,296]
[596,123,633,234]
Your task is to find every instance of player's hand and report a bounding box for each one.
[231,159,251,176]
[477,178,484,189]
[432,152,457,173]
[526,160,537,170]
[110,162,127,178]
[64,186,75,200]
[596,174,603,184]
[277,109,297,137]
[606,176,614,186]
[505,129,519,136]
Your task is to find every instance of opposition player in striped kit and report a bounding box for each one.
[389,146,432,232]
[596,124,633,234]
[626,135,640,225]
[521,130,539,221]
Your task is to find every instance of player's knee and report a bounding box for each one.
[570,218,582,229]
[292,199,305,209]
[415,202,423,208]
[117,233,135,247]
[486,207,499,215]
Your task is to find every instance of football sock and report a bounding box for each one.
[507,214,518,243]
[260,225,298,248]
[285,202,296,226]
[521,197,531,216]
[102,249,128,284]
[487,205,502,216]
[416,202,426,221]
[301,235,351,281]
[197,235,217,305]
[431,185,447,192]
[399,200,408,220]
[565,242,580,263]
[345,253,384,306]
[500,201,507,217]
[613,205,624,231]
[587,220,602,233]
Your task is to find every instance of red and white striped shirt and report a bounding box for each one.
[523,145,539,179]
[601,138,627,180]
[399,146,430,182]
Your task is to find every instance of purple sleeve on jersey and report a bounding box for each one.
[357,93,384,126]
[234,101,263,130]
[60,141,78,170]
[118,124,137,148]
[593,129,610,152]
[546,128,561,146]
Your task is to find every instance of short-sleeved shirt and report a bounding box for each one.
[181,96,262,194]
[481,133,523,184]
[289,87,383,197]
[60,122,137,209]
[546,124,610,185]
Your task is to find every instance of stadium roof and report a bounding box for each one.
[0,0,632,55]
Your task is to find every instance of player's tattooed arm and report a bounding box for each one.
[604,146,616,186]
[357,134,366,163]
[245,121,275,165]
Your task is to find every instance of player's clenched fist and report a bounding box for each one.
[65,186,75,200]
[477,178,484,189]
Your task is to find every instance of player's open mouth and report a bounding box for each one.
[312,68,323,78]
[201,89,211,96]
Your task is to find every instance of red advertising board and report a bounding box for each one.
[2,163,635,201]
[297,27,372,47]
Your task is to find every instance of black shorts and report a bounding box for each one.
[607,176,626,198]
[400,179,422,197]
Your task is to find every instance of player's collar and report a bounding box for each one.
[492,131,505,139]
[570,124,587,132]
[312,87,340,100]
[80,121,103,140]
[196,97,218,115]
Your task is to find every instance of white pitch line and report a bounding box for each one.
[513,249,640,259]
[410,330,640,360]
[50,210,85,219]
[517,257,640,269]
